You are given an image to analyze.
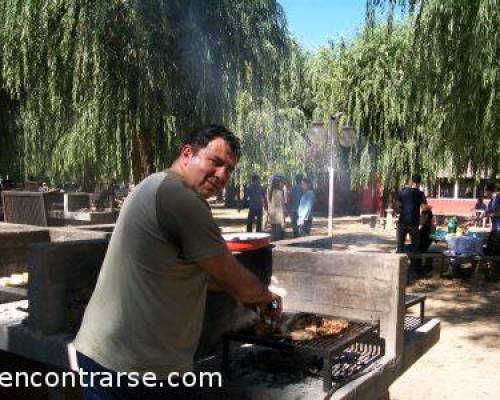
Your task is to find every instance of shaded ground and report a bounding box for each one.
[212,205,500,400]
[392,279,500,400]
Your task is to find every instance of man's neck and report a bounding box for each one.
[169,161,184,177]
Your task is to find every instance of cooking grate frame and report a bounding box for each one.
[221,312,381,392]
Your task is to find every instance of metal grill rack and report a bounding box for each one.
[222,312,381,392]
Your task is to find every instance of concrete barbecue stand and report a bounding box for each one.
[0,223,440,399]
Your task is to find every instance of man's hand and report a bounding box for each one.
[255,293,282,320]
[207,276,224,292]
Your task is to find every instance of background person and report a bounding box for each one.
[288,174,304,237]
[396,174,427,253]
[414,204,434,275]
[242,175,267,232]
[479,183,500,274]
[297,178,315,236]
[473,196,488,227]
[267,176,286,240]
[475,196,487,211]
[419,205,434,252]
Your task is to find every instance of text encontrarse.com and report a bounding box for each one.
[0,370,223,388]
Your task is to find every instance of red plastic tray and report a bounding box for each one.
[223,233,271,252]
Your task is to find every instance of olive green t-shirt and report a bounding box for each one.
[73,171,227,377]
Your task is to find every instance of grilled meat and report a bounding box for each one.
[254,312,349,341]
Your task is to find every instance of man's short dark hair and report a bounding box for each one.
[251,175,260,183]
[181,124,241,158]
[295,174,304,184]
[485,182,496,192]
[411,175,422,184]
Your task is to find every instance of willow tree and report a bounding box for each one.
[233,40,314,185]
[308,24,442,189]
[0,88,20,178]
[368,0,500,176]
[0,0,289,186]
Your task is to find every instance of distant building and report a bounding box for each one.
[424,166,498,217]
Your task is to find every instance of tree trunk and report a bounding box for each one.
[131,130,155,183]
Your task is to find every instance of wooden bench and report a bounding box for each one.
[436,254,499,289]
[471,255,500,289]
[405,293,426,324]
[407,252,447,278]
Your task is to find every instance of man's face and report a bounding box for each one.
[180,137,238,198]
[300,181,307,191]
[484,189,493,199]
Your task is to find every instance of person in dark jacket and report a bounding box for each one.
[396,174,427,253]
[242,175,266,232]
[419,205,434,252]
[413,205,434,275]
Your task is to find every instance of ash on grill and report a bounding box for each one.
[223,336,383,391]
[222,312,384,392]
[228,348,323,386]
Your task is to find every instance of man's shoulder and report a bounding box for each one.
[157,171,207,206]
[408,187,424,196]
[399,187,410,197]
[399,187,424,202]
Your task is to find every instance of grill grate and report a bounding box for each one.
[222,313,381,392]
[293,322,376,352]
[404,315,423,332]
[330,339,384,386]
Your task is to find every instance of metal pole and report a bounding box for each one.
[328,165,334,236]
[328,117,337,236]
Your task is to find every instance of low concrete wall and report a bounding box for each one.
[0,224,49,277]
[271,246,407,361]
[73,224,115,233]
[0,223,108,277]
[28,240,109,335]
[274,235,333,249]
[64,193,90,212]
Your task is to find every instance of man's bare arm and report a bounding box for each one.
[207,276,224,292]
[198,250,274,305]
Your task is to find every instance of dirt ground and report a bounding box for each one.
[212,205,500,400]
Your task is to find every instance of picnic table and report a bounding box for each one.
[409,230,499,288]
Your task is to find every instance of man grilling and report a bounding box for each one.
[74,125,281,399]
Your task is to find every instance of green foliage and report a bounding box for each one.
[234,93,309,184]
[308,24,439,188]
[0,0,289,185]
[368,0,500,177]
[1,0,499,192]
[232,41,313,185]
